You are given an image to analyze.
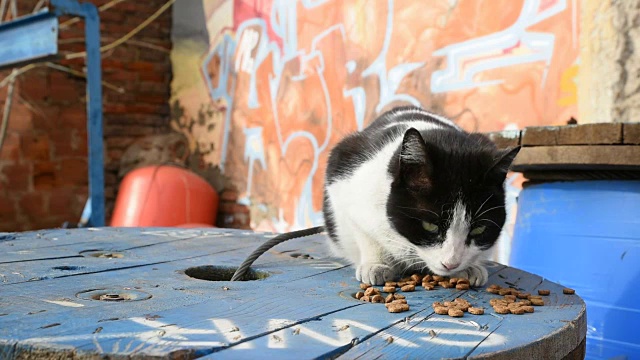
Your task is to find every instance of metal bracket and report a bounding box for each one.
[0,0,105,227]
[51,0,105,227]
[0,10,58,70]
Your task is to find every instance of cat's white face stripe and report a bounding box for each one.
[414,198,487,276]
[441,199,470,268]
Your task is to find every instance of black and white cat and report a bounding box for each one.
[322,106,520,286]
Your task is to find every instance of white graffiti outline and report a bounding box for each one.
[430,0,567,93]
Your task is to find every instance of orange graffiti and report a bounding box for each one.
[172,0,579,232]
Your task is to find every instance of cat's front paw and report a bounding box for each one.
[453,264,488,287]
[356,263,395,285]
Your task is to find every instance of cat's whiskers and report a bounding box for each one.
[419,263,430,274]
[386,256,421,271]
[474,205,505,219]
[400,259,426,275]
[387,256,421,270]
[474,218,502,229]
[383,241,415,255]
[474,194,494,217]
[396,210,426,222]
[394,205,439,218]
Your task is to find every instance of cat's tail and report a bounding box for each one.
[230,226,325,281]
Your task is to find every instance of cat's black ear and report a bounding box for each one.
[398,128,432,190]
[486,146,521,183]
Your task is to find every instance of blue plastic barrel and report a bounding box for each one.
[510,180,640,360]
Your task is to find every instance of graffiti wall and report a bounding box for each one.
[171,0,579,233]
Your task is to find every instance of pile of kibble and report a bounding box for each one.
[355,273,576,315]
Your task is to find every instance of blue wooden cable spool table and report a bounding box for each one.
[0,227,585,359]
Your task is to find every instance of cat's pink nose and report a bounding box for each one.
[442,262,460,271]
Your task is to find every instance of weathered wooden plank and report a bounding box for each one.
[468,272,586,359]
[624,123,640,144]
[1,265,354,359]
[0,237,252,285]
[0,256,492,360]
[0,227,240,263]
[0,236,345,342]
[203,263,508,359]
[556,123,623,145]
[0,227,326,285]
[341,266,585,360]
[5,264,504,360]
[521,124,623,146]
[511,145,640,172]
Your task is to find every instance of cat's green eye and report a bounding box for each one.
[470,225,486,236]
[422,221,439,233]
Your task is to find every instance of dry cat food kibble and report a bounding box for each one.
[354,273,478,315]
[538,289,550,296]
[484,284,542,315]
[468,307,484,315]
[423,283,435,290]
[456,283,470,290]
[387,302,410,313]
[453,298,471,311]
[530,298,544,306]
[498,288,512,296]
[434,306,449,315]
[510,307,525,315]
[563,288,575,295]
[364,287,380,297]
[429,297,482,318]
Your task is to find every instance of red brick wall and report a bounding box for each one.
[0,1,172,231]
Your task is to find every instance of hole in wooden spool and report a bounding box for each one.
[52,265,84,271]
[184,265,270,281]
[76,288,152,302]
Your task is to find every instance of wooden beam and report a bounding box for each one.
[511,145,640,172]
